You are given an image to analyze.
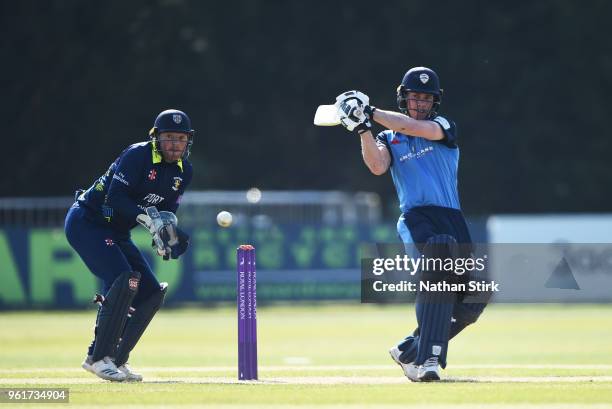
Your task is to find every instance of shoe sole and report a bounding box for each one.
[95,372,127,382]
[92,367,126,382]
[419,370,440,382]
[84,361,128,381]
[121,374,143,382]
[118,366,143,382]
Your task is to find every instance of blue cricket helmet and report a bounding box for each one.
[397,67,443,119]
[149,109,194,160]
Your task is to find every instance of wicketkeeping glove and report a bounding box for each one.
[136,207,167,256]
[136,207,187,259]
[159,226,190,260]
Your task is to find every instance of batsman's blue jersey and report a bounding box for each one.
[76,141,193,233]
[376,116,473,248]
[376,116,460,213]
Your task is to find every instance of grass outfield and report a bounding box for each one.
[1,304,612,408]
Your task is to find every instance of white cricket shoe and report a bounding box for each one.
[117,363,143,382]
[81,355,94,374]
[91,356,127,382]
[389,346,419,382]
[417,357,441,382]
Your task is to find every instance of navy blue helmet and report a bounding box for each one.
[397,67,443,119]
[149,109,194,160]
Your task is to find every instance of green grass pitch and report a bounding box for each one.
[1,304,612,408]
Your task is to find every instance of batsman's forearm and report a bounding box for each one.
[372,109,442,140]
[360,132,389,175]
[373,109,416,133]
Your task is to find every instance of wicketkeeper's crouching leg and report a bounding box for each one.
[86,271,141,382]
[111,283,168,381]
[84,281,167,382]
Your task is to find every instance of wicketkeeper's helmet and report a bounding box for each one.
[148,109,194,160]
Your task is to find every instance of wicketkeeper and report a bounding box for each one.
[64,109,193,381]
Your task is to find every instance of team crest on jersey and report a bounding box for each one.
[172,177,183,191]
[148,169,157,181]
[128,278,140,290]
[105,238,114,246]
[173,114,182,124]
[419,73,429,83]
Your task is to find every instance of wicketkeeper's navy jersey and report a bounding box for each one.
[77,141,192,233]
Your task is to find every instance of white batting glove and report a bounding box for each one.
[335,95,372,133]
[335,90,370,107]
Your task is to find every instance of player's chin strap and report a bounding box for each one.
[149,128,163,159]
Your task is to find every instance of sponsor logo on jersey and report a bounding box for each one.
[148,169,157,181]
[398,146,434,162]
[172,177,183,191]
[112,172,129,186]
[144,193,165,205]
[102,205,113,221]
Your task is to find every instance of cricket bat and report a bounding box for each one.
[313,104,340,126]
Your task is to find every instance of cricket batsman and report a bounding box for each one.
[64,109,193,381]
[335,67,486,381]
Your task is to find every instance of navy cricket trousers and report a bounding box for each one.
[64,203,160,307]
[396,205,487,367]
